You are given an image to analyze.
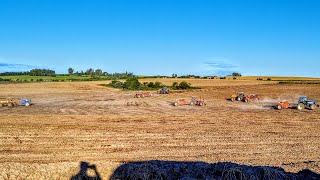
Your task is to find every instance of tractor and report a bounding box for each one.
[230,92,246,102]
[174,97,207,106]
[0,98,31,107]
[296,96,319,110]
[276,96,319,110]
[134,91,152,98]
[157,87,170,94]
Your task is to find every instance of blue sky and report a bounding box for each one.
[0,0,319,76]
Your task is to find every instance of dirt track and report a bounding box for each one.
[0,80,319,179]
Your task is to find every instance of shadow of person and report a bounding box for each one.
[110,160,320,180]
[71,161,102,180]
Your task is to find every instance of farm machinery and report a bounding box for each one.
[174,97,207,106]
[157,87,170,94]
[230,92,260,103]
[0,98,31,107]
[134,91,152,98]
[277,96,319,110]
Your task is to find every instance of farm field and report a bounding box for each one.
[236,76,320,81]
[0,79,319,179]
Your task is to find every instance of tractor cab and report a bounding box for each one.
[298,96,308,103]
[158,87,170,94]
[19,99,31,106]
[298,96,317,105]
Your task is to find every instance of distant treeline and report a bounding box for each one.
[0,67,244,81]
[0,67,137,82]
[0,69,55,76]
[0,71,30,76]
[68,67,134,78]
[0,67,135,79]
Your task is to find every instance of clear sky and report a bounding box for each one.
[0,0,319,77]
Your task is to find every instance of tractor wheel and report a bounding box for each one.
[297,103,305,110]
[231,98,235,102]
[310,104,316,110]
[25,103,30,107]
[277,105,282,110]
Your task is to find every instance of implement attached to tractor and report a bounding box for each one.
[0,99,31,107]
[134,91,152,98]
[277,96,319,110]
[230,92,260,103]
[174,97,207,106]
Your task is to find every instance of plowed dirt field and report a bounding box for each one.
[0,79,319,179]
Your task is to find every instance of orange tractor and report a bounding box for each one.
[174,97,207,106]
[134,92,152,98]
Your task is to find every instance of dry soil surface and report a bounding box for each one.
[0,79,319,179]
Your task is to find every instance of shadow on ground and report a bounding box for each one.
[109,160,320,180]
[71,161,102,180]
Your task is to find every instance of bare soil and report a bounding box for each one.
[0,80,319,179]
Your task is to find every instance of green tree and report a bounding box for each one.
[95,69,103,76]
[232,72,242,77]
[86,68,94,76]
[123,77,143,90]
[172,82,178,87]
[111,80,124,88]
[179,81,191,89]
[68,67,74,75]
[147,82,154,88]
[154,82,162,88]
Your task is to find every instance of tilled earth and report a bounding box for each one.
[0,80,319,179]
